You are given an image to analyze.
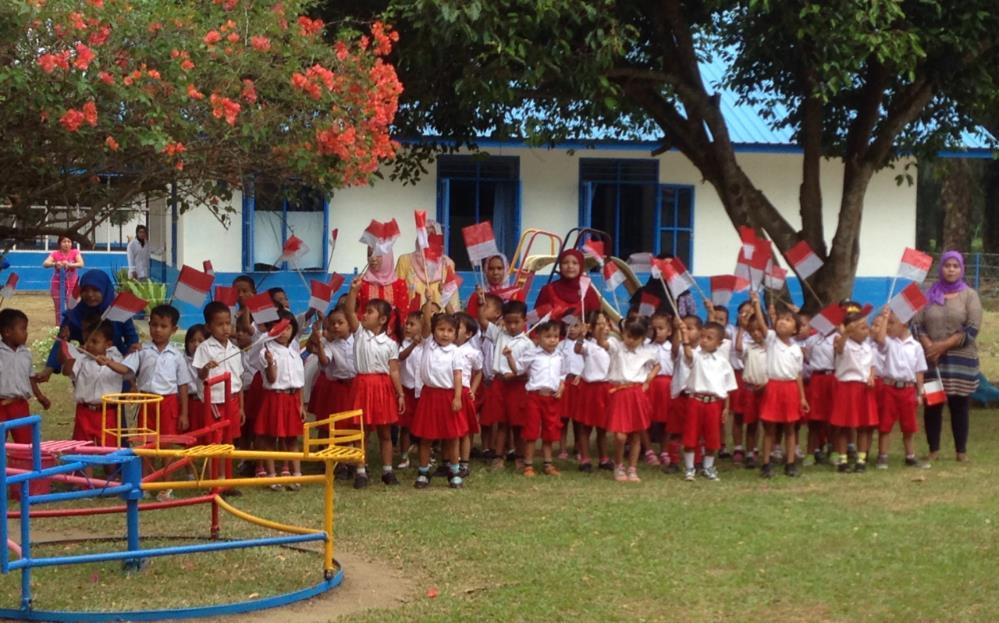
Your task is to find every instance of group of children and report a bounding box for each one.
[0,250,931,491]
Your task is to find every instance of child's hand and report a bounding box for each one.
[95,355,110,366]
[38,395,51,410]
[573,376,581,386]
[749,290,760,303]
[300,407,307,422]
[867,376,876,388]
[204,360,219,371]
[349,277,362,293]
[451,396,462,412]
[801,397,810,413]
[179,414,189,431]
[642,381,650,392]
[265,350,274,365]
[397,394,406,414]
[240,408,246,425]
[129,343,142,354]
[555,387,564,399]
[502,346,512,356]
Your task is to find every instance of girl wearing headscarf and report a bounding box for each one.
[912,250,982,462]
[36,270,140,381]
[534,249,601,315]
[357,247,410,341]
[395,223,460,312]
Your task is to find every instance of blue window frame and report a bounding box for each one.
[578,158,660,260]
[436,156,521,271]
[242,179,329,272]
[657,185,695,268]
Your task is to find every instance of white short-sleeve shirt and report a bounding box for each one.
[399,338,420,389]
[671,346,694,398]
[607,337,657,384]
[192,336,244,403]
[322,336,356,381]
[485,323,532,377]
[806,333,836,371]
[123,343,192,396]
[578,340,610,383]
[70,346,126,404]
[765,330,803,381]
[557,339,585,376]
[353,328,398,374]
[417,339,459,389]
[261,342,306,390]
[454,341,483,389]
[835,338,874,383]
[516,346,564,392]
[880,335,927,383]
[742,341,769,387]
[649,340,674,376]
[686,348,738,398]
[0,341,34,399]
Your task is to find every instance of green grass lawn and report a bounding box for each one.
[1,295,997,621]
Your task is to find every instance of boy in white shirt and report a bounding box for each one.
[507,321,565,477]
[61,319,131,446]
[192,302,245,445]
[872,308,926,468]
[123,305,191,437]
[0,309,50,443]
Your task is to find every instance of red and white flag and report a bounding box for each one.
[652,258,694,299]
[173,265,214,308]
[267,317,292,340]
[579,274,592,302]
[738,226,759,259]
[461,222,499,264]
[627,252,653,274]
[786,240,823,279]
[214,285,238,309]
[0,273,18,298]
[888,282,927,324]
[764,263,787,290]
[526,306,552,329]
[328,273,345,294]
[897,248,933,283]
[246,292,279,324]
[603,262,626,291]
[425,228,445,263]
[308,279,334,312]
[329,228,339,254]
[809,303,846,336]
[103,291,147,323]
[280,235,309,263]
[638,292,661,317]
[583,239,606,266]
[735,248,752,284]
[923,378,946,406]
[441,268,463,303]
[710,275,749,307]
[414,210,430,251]
[359,219,401,257]
[203,260,215,277]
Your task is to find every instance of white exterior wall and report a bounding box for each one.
[178,192,243,273]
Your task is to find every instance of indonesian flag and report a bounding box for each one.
[328,273,345,294]
[214,285,238,311]
[425,229,445,263]
[579,274,592,302]
[710,275,749,307]
[526,307,552,329]
[0,273,18,298]
[493,284,522,301]
[735,248,752,284]
[203,260,215,277]
[923,378,946,406]
[103,291,147,323]
[638,292,660,317]
[738,226,759,259]
[441,268,463,303]
[415,210,430,251]
[652,258,694,299]
[267,317,292,339]
[329,228,339,253]
[764,264,787,290]
[461,222,500,264]
[308,279,334,312]
[359,219,401,257]
[627,252,653,274]
[583,239,606,266]
[280,235,308,262]
[173,265,214,308]
[888,282,927,324]
[603,262,626,292]
[786,240,823,279]
[809,303,847,337]
[897,248,933,283]
[246,292,279,324]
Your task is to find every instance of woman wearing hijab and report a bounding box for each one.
[912,251,982,462]
[35,270,140,381]
[395,223,460,312]
[357,247,410,341]
[534,249,601,316]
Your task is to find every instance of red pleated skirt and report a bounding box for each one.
[398,386,418,428]
[186,396,205,433]
[308,374,332,415]
[411,386,468,440]
[575,380,609,427]
[647,375,672,423]
[830,381,878,428]
[351,373,398,426]
[243,372,264,433]
[807,372,836,422]
[759,379,802,423]
[560,378,579,420]
[605,385,651,434]
[503,378,528,427]
[730,370,751,415]
[667,395,688,434]
[478,380,505,426]
[461,387,479,435]
[254,390,304,437]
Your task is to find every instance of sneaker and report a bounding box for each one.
[847,445,858,463]
[876,455,889,470]
[414,474,430,489]
[614,466,628,482]
[644,450,660,466]
[396,457,411,470]
[542,463,561,476]
[287,475,302,491]
[662,463,680,474]
[381,471,400,486]
[760,463,773,479]
[718,448,732,460]
[732,450,745,465]
[481,449,496,461]
[598,460,615,471]
[784,462,800,478]
[702,466,719,481]
[814,450,828,465]
[269,483,285,492]
[353,473,369,489]
[626,467,641,482]
[470,447,484,459]
[557,450,570,461]
[836,462,850,473]
[449,476,464,489]
[334,464,352,481]
[904,456,919,467]
[523,465,537,478]
[578,461,593,473]
[683,468,696,482]
[458,464,471,479]
[853,462,867,474]
[744,455,758,469]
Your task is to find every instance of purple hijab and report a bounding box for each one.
[925,250,969,305]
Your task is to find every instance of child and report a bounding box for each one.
[729,301,754,464]
[803,326,836,464]
[507,321,565,477]
[557,317,585,460]
[344,278,405,488]
[62,319,131,445]
[831,302,878,473]
[474,293,504,459]
[183,324,209,435]
[666,315,701,472]
[410,310,467,488]
[750,293,809,478]
[679,320,736,481]
[122,305,191,437]
[872,308,926,468]
[647,312,674,466]
[574,310,612,472]
[0,309,50,442]
[192,302,245,446]
[606,319,660,483]
[308,307,356,423]
[257,310,305,489]
[454,312,483,477]
[477,296,533,470]
[396,311,424,468]
[736,312,767,469]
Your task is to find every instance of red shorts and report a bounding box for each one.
[830,381,878,428]
[478,380,505,426]
[254,389,304,437]
[666,394,687,435]
[352,373,398,427]
[647,376,672,424]
[73,404,118,445]
[605,385,651,434]
[207,398,243,443]
[684,398,724,451]
[461,388,479,435]
[502,378,528,428]
[873,377,886,421]
[759,380,802,424]
[879,384,919,434]
[524,393,562,442]
[411,386,468,440]
[575,380,609,428]
[187,396,204,433]
[138,393,180,436]
[807,372,836,422]
[0,399,31,444]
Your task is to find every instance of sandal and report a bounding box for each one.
[627,467,641,483]
[614,466,628,482]
[644,450,660,466]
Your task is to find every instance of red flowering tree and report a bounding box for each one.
[0,0,402,246]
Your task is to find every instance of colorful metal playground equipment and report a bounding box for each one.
[0,373,366,621]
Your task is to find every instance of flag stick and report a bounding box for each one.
[885,275,899,305]
[289,257,312,293]
[690,277,711,307]
[609,289,622,317]
[798,276,825,308]
[656,276,682,319]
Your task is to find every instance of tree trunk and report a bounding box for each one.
[940,159,974,252]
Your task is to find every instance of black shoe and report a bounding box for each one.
[470,447,484,459]
[837,462,850,473]
[578,462,593,473]
[220,488,243,498]
[506,450,515,461]
[381,471,400,486]
[237,461,257,477]
[335,464,353,481]
[353,473,369,489]
[414,475,429,489]
[760,463,773,479]
[814,451,828,465]
[458,464,471,479]
[744,456,757,469]
[662,463,680,474]
[785,462,800,477]
[598,460,615,471]
[904,456,919,467]
[718,449,732,460]
[852,461,867,474]
[481,449,496,461]
[433,463,450,478]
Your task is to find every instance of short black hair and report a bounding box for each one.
[87,319,116,343]
[714,306,730,321]
[232,275,256,293]
[703,321,727,341]
[650,310,674,324]
[430,312,459,332]
[184,323,208,352]
[0,309,27,332]
[150,304,180,326]
[482,293,503,309]
[365,298,393,333]
[622,319,648,340]
[267,287,286,303]
[775,309,802,331]
[534,321,560,336]
[455,311,478,338]
[682,314,703,329]
[502,300,527,318]
[203,301,231,324]
[277,308,299,337]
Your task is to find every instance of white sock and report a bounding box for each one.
[734,444,744,451]
[684,452,695,470]
[356,466,367,475]
[382,465,393,473]
[704,455,716,469]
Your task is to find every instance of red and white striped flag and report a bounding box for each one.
[328,273,345,294]
[425,228,445,263]
[329,228,339,253]
[0,273,18,298]
[280,235,309,262]
[267,317,292,339]
[897,248,933,283]
[246,292,279,324]
[888,282,927,324]
[103,291,147,323]
[441,268,463,303]
[526,304,551,327]
[764,263,787,290]
[582,239,606,266]
[923,378,946,406]
[603,262,626,291]
[710,275,749,307]
[809,303,846,336]
[359,219,401,257]
[173,265,214,308]
[638,292,660,317]
[627,252,653,274]
[461,222,500,264]
[786,240,823,279]
[203,260,215,277]
[735,248,752,284]
[579,274,592,301]
[738,226,759,259]
[214,285,238,309]
[652,258,694,299]
[415,210,430,251]
[308,279,334,312]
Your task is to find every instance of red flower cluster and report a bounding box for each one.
[38,51,71,73]
[59,102,97,133]
[251,35,271,52]
[82,101,97,126]
[241,79,257,104]
[210,93,241,125]
[315,125,356,159]
[162,141,186,156]
[187,84,205,100]
[370,21,399,56]
[105,135,119,151]
[69,12,88,31]
[88,24,111,46]
[213,0,239,9]
[291,64,336,100]
[297,16,324,37]
[204,30,221,46]
[98,71,114,85]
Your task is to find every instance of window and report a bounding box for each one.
[244,179,327,271]
[579,159,659,259]
[658,185,694,268]
[437,156,520,271]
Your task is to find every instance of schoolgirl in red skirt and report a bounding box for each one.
[396,311,425,468]
[804,332,836,461]
[736,321,768,468]
[647,313,674,465]
[605,321,660,483]
[453,313,484,477]
[831,302,878,473]
[557,319,585,461]
[183,325,210,437]
[728,300,754,460]
[411,312,468,489]
[574,310,613,472]
[255,311,305,489]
